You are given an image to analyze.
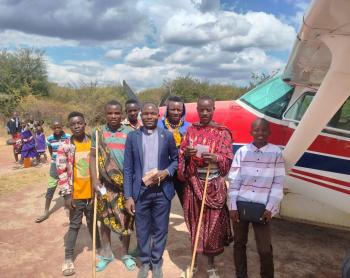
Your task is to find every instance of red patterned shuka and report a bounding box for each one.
[178,122,233,255]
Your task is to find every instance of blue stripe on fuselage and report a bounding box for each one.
[232,144,350,175]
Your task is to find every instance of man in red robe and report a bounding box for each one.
[178,96,233,278]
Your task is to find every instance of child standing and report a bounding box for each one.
[228,118,285,278]
[57,111,100,276]
[20,119,37,167]
[35,125,48,163]
[35,119,70,223]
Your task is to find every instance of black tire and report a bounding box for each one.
[342,253,350,278]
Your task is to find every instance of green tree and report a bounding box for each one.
[0,49,49,116]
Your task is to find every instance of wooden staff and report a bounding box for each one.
[188,143,215,278]
[92,130,99,278]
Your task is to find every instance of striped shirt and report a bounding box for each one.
[91,124,133,171]
[227,143,285,215]
[46,133,71,163]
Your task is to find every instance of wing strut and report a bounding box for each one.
[284,35,350,171]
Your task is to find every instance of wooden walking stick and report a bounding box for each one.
[187,143,215,278]
[92,130,99,278]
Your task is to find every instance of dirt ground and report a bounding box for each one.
[0,141,349,278]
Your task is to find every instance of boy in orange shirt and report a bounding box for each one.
[56,111,100,276]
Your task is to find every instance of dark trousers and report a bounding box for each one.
[65,199,101,260]
[233,221,274,278]
[135,186,171,267]
[173,172,184,207]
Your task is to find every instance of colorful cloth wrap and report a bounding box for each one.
[95,126,134,235]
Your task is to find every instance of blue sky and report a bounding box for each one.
[0,0,310,90]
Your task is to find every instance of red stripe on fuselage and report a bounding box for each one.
[289,174,350,195]
[166,101,350,158]
[291,169,350,187]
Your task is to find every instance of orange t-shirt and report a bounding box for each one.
[73,139,92,199]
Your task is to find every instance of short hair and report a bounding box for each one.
[68,111,85,121]
[105,100,122,110]
[252,118,270,129]
[166,95,185,117]
[167,96,184,103]
[197,95,215,106]
[125,99,139,106]
[51,118,62,126]
[197,95,214,103]
[141,102,159,112]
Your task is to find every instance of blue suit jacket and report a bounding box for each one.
[123,127,178,201]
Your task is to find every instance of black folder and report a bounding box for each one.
[236,201,266,224]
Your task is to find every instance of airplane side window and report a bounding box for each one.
[327,98,350,131]
[240,77,294,119]
[284,93,315,121]
[284,94,350,137]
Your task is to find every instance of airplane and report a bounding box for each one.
[159,0,350,229]
[127,0,350,275]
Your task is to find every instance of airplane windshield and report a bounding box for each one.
[240,76,294,119]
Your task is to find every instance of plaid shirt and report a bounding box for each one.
[227,143,285,215]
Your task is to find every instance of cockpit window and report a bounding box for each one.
[284,93,350,137]
[240,76,294,119]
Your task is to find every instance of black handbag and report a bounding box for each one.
[236,201,266,224]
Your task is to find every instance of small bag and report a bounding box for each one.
[236,201,266,224]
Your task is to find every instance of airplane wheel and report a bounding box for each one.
[342,253,350,278]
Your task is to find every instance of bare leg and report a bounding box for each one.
[35,185,56,223]
[99,223,113,258]
[35,197,52,222]
[120,235,130,257]
[207,255,215,268]
[14,150,18,163]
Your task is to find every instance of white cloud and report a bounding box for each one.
[0,0,146,41]
[162,9,295,51]
[47,46,284,90]
[124,47,167,67]
[220,12,295,51]
[0,0,302,89]
[0,30,78,48]
[104,49,123,60]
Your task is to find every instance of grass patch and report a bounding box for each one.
[0,167,48,196]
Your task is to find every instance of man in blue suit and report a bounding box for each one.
[124,102,178,278]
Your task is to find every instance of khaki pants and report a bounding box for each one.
[232,221,274,278]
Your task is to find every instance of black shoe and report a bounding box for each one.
[138,264,150,278]
[152,266,163,278]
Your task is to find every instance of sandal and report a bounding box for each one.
[62,261,75,276]
[180,266,198,278]
[121,254,136,271]
[207,267,220,278]
[96,255,114,272]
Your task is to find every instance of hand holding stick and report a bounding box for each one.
[188,143,215,278]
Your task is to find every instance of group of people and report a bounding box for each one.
[6,112,47,166]
[25,95,284,278]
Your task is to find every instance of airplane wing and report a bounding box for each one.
[282,0,350,171]
[122,80,139,101]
